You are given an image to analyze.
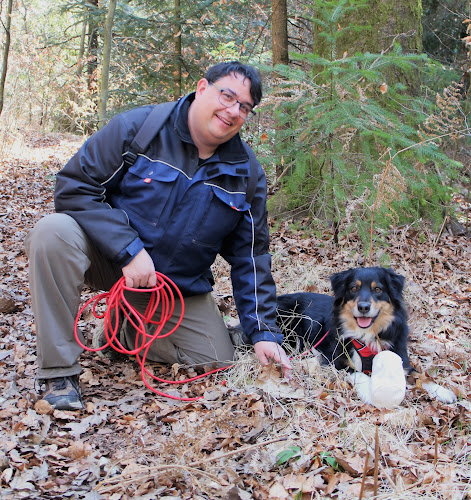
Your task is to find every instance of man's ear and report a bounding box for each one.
[195,78,209,97]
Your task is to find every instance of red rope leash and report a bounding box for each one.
[74,272,230,401]
[75,274,328,400]
[310,329,330,351]
[295,330,330,359]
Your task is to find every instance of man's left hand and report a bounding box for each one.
[254,341,292,379]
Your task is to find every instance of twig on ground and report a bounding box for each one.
[95,435,289,493]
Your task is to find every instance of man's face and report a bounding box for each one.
[189,73,254,152]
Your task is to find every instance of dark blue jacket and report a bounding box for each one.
[54,94,283,344]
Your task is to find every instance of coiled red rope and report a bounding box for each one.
[74,272,230,401]
[75,273,329,401]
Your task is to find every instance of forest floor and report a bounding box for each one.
[0,132,470,499]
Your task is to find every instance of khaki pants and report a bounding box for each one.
[25,214,235,380]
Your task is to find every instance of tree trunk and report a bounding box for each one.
[272,0,289,66]
[271,0,289,178]
[174,0,182,100]
[0,0,13,117]
[98,0,117,128]
[364,0,423,90]
[320,0,423,90]
[87,0,99,94]
[355,0,422,55]
[76,6,88,78]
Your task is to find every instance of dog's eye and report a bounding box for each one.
[374,287,382,293]
[351,285,359,292]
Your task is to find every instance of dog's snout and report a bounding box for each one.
[357,302,371,314]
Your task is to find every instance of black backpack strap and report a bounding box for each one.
[242,143,259,205]
[123,104,259,205]
[123,101,178,169]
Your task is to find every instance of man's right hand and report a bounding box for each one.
[122,248,157,288]
[254,341,293,379]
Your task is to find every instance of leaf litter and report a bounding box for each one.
[0,133,470,499]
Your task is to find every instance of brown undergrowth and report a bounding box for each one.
[0,133,470,499]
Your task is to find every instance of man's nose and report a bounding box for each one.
[226,102,241,117]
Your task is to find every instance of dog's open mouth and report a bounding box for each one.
[355,316,374,328]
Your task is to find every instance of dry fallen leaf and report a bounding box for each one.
[34,400,53,415]
[67,441,93,460]
[268,481,289,499]
[283,473,324,492]
[0,287,16,313]
[0,135,470,499]
[254,364,305,399]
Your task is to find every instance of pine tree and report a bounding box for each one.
[264,1,461,253]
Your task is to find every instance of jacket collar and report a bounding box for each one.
[173,93,249,164]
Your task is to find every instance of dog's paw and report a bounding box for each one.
[348,372,373,405]
[422,381,457,404]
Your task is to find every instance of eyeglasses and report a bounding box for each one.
[209,82,256,121]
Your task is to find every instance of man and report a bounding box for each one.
[26,61,292,410]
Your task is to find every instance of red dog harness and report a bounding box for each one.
[351,339,385,374]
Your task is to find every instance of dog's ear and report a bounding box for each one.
[330,269,353,298]
[383,268,405,299]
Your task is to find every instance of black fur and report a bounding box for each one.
[277,267,413,374]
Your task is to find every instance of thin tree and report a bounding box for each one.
[87,0,99,94]
[98,0,117,128]
[272,0,288,66]
[0,0,13,117]
[76,5,88,79]
[271,0,289,178]
[174,0,182,100]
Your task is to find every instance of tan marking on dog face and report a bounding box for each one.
[340,300,359,332]
[370,300,394,335]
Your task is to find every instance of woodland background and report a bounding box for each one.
[0,0,471,499]
[1,0,471,241]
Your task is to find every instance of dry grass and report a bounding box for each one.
[0,133,470,499]
[209,232,471,499]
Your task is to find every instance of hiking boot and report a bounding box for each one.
[92,310,128,360]
[38,375,83,410]
[227,325,251,347]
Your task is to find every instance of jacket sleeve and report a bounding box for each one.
[54,108,153,265]
[220,153,283,345]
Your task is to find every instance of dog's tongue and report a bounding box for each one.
[356,317,373,328]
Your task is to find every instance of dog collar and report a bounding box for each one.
[351,339,381,374]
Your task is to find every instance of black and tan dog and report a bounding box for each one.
[277,267,457,404]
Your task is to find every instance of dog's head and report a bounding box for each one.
[330,267,405,339]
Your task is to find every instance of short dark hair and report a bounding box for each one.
[205,61,263,107]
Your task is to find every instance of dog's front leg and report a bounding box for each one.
[421,380,457,403]
[348,371,373,405]
[409,370,457,403]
